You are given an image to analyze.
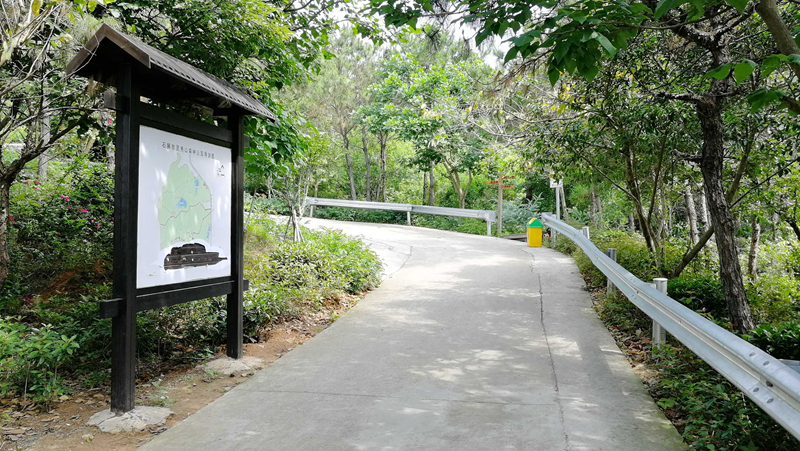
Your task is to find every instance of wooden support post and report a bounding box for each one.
[606,248,617,295]
[652,278,668,347]
[227,113,245,359]
[111,63,140,414]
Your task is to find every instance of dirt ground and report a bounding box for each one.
[2,294,362,451]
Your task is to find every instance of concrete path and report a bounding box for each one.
[142,220,685,451]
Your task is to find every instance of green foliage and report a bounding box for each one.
[314,207,407,225]
[3,161,114,312]
[595,292,651,332]
[651,345,796,451]
[567,229,680,287]
[0,318,78,406]
[744,322,800,360]
[747,275,800,323]
[107,0,326,86]
[0,218,382,405]
[313,206,492,236]
[669,275,728,320]
[414,215,489,236]
[502,198,542,234]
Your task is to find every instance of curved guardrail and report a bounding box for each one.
[540,213,800,441]
[305,197,496,236]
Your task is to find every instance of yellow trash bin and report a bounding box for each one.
[527,218,543,247]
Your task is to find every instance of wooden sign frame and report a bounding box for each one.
[100,65,247,412]
[67,25,273,414]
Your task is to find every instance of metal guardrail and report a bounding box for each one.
[540,213,800,441]
[305,197,496,236]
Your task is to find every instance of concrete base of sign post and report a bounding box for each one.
[87,407,173,433]
[200,356,265,376]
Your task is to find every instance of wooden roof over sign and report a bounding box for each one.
[67,24,275,120]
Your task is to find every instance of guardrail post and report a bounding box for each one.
[407,211,411,226]
[652,278,668,347]
[309,205,315,218]
[606,248,617,294]
[486,220,491,236]
[581,226,590,240]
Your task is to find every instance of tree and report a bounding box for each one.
[0,1,104,287]
[370,0,796,333]
[362,53,490,208]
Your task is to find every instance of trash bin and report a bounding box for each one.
[527,218,543,247]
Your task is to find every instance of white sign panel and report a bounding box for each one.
[137,126,231,288]
[549,178,563,188]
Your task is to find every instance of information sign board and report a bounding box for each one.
[137,126,232,288]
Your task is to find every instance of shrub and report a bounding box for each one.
[5,161,114,312]
[314,206,406,225]
[651,345,796,451]
[744,322,800,361]
[501,197,542,234]
[245,193,289,216]
[0,216,383,406]
[0,318,79,406]
[747,275,800,323]
[669,275,728,320]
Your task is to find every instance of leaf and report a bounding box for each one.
[787,54,800,65]
[504,47,519,63]
[595,33,617,57]
[705,63,732,80]
[654,0,677,18]
[761,55,782,78]
[579,64,599,82]
[726,0,748,12]
[31,0,42,16]
[548,66,560,86]
[687,0,705,20]
[747,88,786,113]
[733,60,756,83]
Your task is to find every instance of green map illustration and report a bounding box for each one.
[157,154,212,249]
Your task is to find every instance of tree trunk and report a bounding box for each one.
[629,212,635,232]
[623,146,659,251]
[37,113,50,179]
[698,187,710,228]
[671,226,715,278]
[589,187,598,226]
[428,163,435,206]
[696,98,755,334]
[559,185,569,221]
[378,132,388,202]
[748,215,761,279]
[789,219,800,242]
[756,0,800,79]
[685,184,699,246]
[0,180,9,286]
[422,171,428,205]
[106,144,115,171]
[345,153,356,200]
[361,127,372,201]
[525,176,534,202]
[597,192,603,229]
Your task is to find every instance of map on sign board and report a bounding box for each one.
[137,126,232,288]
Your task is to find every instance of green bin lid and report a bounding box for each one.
[527,218,543,228]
